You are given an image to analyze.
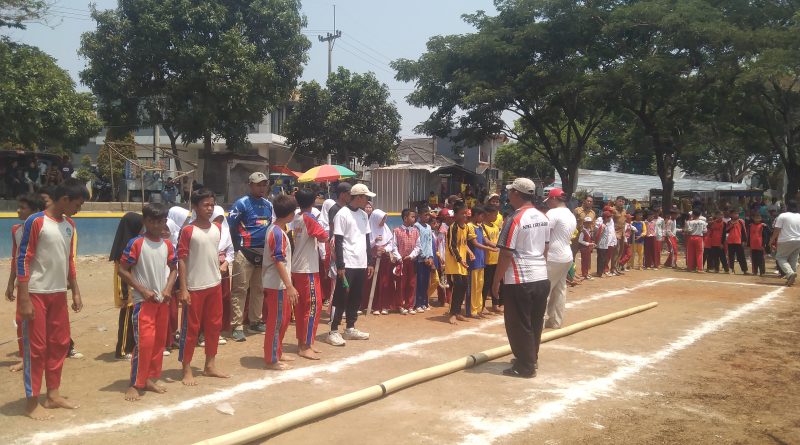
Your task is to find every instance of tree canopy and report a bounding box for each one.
[284,67,401,165]
[0,39,101,152]
[0,0,48,29]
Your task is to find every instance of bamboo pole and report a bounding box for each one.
[194,302,658,445]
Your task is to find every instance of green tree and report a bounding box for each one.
[284,67,401,165]
[0,0,48,29]
[493,140,552,181]
[0,39,101,152]
[80,0,310,181]
[393,0,614,196]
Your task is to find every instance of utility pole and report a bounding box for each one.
[319,4,341,165]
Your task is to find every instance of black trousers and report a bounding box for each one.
[115,283,135,358]
[596,248,607,276]
[483,264,498,305]
[728,243,748,273]
[448,274,468,316]
[751,249,765,276]
[503,280,551,375]
[331,268,367,331]
[708,246,729,272]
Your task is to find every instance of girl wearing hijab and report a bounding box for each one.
[363,209,399,315]
[109,212,144,359]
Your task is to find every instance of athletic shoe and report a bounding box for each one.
[416,307,426,313]
[198,334,206,347]
[502,367,535,379]
[231,330,247,342]
[218,337,227,345]
[380,310,389,315]
[343,328,369,340]
[248,322,267,334]
[400,308,409,315]
[357,310,364,315]
[68,349,84,359]
[409,309,417,315]
[786,272,797,286]
[372,310,381,315]
[163,350,171,356]
[326,331,346,346]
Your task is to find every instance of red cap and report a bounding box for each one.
[545,188,566,201]
[602,211,612,218]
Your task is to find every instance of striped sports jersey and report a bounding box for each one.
[227,195,273,249]
[121,234,177,303]
[16,212,77,293]
[177,223,222,291]
[289,211,327,273]
[497,206,549,284]
[11,223,22,258]
[263,225,292,290]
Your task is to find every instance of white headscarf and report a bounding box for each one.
[319,198,336,231]
[369,209,393,246]
[212,205,234,263]
[167,206,191,245]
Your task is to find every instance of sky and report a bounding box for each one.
[5,0,498,137]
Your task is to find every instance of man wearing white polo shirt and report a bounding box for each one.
[770,200,800,286]
[544,188,576,329]
[492,178,551,378]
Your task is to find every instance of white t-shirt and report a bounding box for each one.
[775,212,800,242]
[121,235,177,303]
[333,206,371,269]
[545,206,576,263]
[497,206,550,284]
[16,212,76,294]
[178,223,222,291]
[289,211,328,273]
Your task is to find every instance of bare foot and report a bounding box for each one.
[310,345,322,354]
[144,379,167,394]
[298,348,320,360]
[266,362,291,370]
[279,355,295,362]
[25,399,53,420]
[9,362,22,372]
[124,386,142,402]
[182,368,197,386]
[203,367,231,379]
[448,315,457,325]
[456,314,468,322]
[43,395,79,409]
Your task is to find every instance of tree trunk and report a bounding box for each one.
[559,163,579,198]
[784,161,800,205]
[163,127,182,171]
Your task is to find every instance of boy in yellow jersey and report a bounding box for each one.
[482,205,502,313]
[445,203,471,324]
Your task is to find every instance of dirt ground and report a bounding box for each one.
[0,257,798,445]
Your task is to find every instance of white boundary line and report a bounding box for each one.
[16,278,671,445]
[457,286,786,445]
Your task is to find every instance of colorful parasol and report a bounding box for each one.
[297,164,357,183]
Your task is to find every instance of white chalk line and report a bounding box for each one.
[15,277,671,445]
[546,344,645,364]
[456,286,786,445]
[672,277,783,288]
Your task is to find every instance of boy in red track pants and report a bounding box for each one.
[290,191,328,361]
[178,189,229,385]
[118,203,177,401]
[16,179,87,419]
[684,211,708,272]
[263,195,299,370]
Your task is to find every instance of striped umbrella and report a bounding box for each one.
[297,164,357,183]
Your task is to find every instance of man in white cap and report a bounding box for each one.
[492,178,550,378]
[326,183,375,346]
[226,172,273,341]
[543,187,576,329]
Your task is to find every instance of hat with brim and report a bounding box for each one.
[350,183,376,198]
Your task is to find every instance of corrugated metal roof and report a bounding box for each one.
[395,138,456,167]
[553,169,746,201]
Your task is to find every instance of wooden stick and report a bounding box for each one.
[194,302,658,445]
[365,256,382,315]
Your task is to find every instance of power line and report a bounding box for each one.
[345,35,394,64]
[338,40,394,71]
[335,44,395,76]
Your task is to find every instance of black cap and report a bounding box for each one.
[336,182,352,194]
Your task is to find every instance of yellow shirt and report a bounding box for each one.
[445,223,468,276]
[483,221,500,265]
[428,195,439,206]
[493,213,503,228]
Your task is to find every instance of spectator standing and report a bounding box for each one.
[543,188,576,329]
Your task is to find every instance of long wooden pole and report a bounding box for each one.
[194,302,658,445]
[365,256,381,315]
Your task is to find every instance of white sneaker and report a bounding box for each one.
[380,310,389,315]
[372,310,381,315]
[357,310,364,315]
[408,309,416,315]
[218,337,227,345]
[416,307,425,313]
[400,308,409,315]
[163,350,171,356]
[326,331,346,346]
[343,328,369,340]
